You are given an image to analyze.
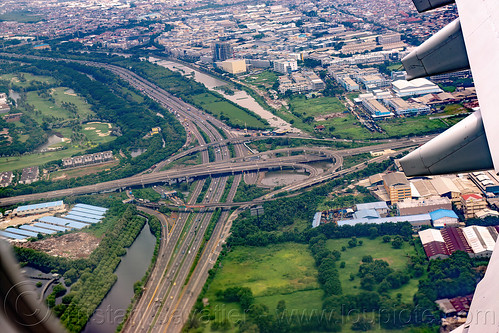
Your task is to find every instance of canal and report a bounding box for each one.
[83,223,156,333]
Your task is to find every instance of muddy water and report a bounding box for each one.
[83,224,155,333]
[150,57,299,133]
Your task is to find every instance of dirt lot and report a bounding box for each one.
[18,232,100,259]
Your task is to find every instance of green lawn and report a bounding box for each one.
[0,72,56,88]
[0,122,115,172]
[326,237,417,297]
[289,96,347,117]
[242,70,280,89]
[81,122,114,145]
[25,87,94,124]
[0,146,84,172]
[203,243,322,323]
[380,116,448,137]
[191,93,267,128]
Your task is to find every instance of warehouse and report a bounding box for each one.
[15,201,65,216]
[392,78,442,97]
[430,209,460,228]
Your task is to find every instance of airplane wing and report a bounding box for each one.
[401,2,499,333]
[399,0,499,177]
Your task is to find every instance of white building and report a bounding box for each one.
[273,59,298,74]
[462,226,496,258]
[338,76,359,91]
[392,78,443,97]
[385,97,430,115]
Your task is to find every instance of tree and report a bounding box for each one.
[369,227,378,239]
[348,237,357,248]
[362,255,373,263]
[392,236,403,249]
[360,274,376,291]
[382,235,391,243]
[276,300,286,315]
[351,316,374,331]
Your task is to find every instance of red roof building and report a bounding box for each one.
[441,227,473,254]
[423,241,450,260]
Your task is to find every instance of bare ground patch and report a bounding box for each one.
[18,232,100,259]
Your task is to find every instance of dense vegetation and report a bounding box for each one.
[0,58,185,197]
[113,59,268,130]
[14,198,155,333]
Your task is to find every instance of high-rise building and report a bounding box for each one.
[213,42,233,62]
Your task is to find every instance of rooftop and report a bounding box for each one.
[17,201,64,213]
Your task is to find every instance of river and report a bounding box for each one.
[83,224,156,333]
[149,57,299,133]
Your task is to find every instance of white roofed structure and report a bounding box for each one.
[392,78,442,97]
[419,228,445,244]
[462,226,495,257]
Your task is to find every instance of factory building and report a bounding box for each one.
[468,171,499,196]
[392,78,443,97]
[419,226,499,260]
[338,76,360,91]
[385,97,430,115]
[397,197,452,216]
[383,172,412,204]
[14,201,65,216]
[337,213,431,228]
[362,98,393,118]
[430,209,460,228]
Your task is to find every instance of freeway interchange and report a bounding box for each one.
[0,56,430,333]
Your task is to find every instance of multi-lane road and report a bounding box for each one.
[0,54,430,333]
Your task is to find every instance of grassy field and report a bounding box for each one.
[0,147,84,172]
[326,237,418,301]
[25,87,94,124]
[289,96,347,117]
[342,153,372,169]
[241,70,279,89]
[379,116,448,138]
[204,243,322,321]
[81,122,114,144]
[0,72,56,88]
[191,92,267,128]
[131,188,162,202]
[49,160,118,181]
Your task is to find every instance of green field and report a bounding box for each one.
[326,237,418,301]
[191,92,267,128]
[0,72,56,88]
[379,116,448,138]
[289,96,347,117]
[0,147,84,172]
[49,160,117,181]
[203,243,322,323]
[25,87,94,124]
[242,70,279,89]
[81,122,114,144]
